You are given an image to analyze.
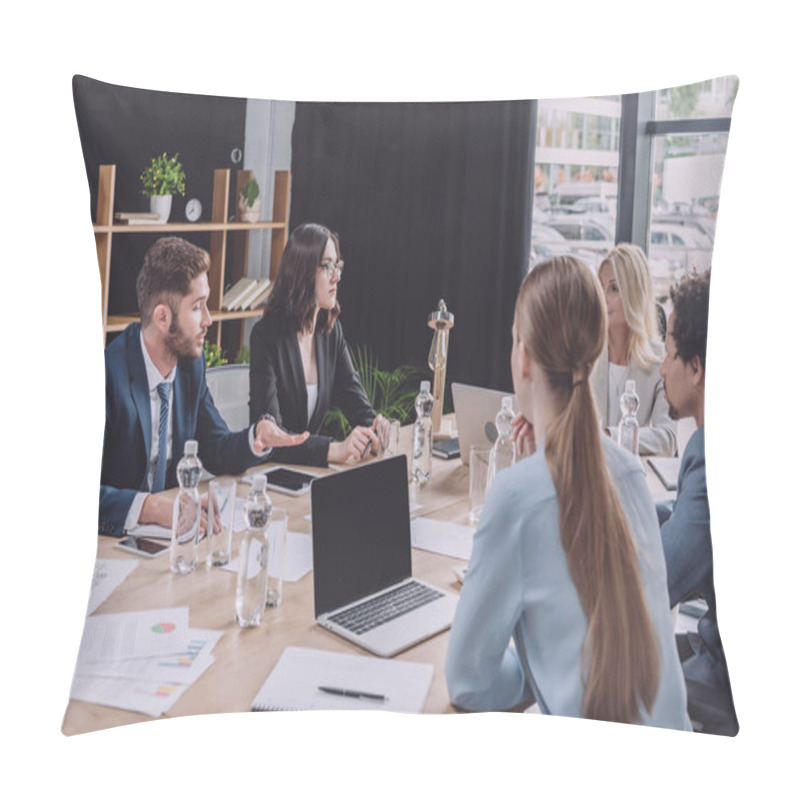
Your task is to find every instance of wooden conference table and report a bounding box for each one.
[61,418,676,735]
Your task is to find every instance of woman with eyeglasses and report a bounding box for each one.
[445,255,689,729]
[249,222,381,465]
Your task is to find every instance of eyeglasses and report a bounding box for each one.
[319,259,344,278]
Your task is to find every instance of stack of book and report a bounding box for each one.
[114,211,161,225]
[222,277,272,311]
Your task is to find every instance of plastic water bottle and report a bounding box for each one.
[617,379,640,455]
[486,396,517,492]
[235,475,272,628]
[411,380,434,486]
[170,440,203,574]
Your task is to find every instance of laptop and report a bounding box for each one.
[311,455,458,658]
[451,382,518,466]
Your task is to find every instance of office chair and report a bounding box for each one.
[205,363,251,431]
[656,302,667,342]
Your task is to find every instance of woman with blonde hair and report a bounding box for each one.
[591,243,676,456]
[445,256,689,729]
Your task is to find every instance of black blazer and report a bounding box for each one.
[249,308,376,465]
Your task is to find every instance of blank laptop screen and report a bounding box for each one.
[311,456,412,617]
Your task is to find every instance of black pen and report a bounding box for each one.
[318,685,386,701]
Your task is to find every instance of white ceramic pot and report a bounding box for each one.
[149,194,173,223]
[238,195,261,223]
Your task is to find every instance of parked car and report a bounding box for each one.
[536,219,612,271]
[649,222,713,300]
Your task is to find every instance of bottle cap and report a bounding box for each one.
[252,474,267,491]
[502,396,513,411]
[421,380,431,393]
[625,380,636,393]
[184,439,198,456]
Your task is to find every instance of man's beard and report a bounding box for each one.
[165,317,202,360]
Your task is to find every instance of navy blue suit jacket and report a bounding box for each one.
[99,323,264,536]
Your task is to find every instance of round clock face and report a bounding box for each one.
[185,198,202,222]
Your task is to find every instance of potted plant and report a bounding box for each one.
[237,176,261,223]
[140,152,186,223]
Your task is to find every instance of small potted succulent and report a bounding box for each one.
[140,152,186,223]
[237,176,261,223]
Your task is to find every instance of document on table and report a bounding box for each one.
[74,628,223,684]
[69,674,195,718]
[252,646,434,713]
[76,607,191,664]
[128,522,172,539]
[86,558,138,615]
[224,532,312,581]
[410,517,474,560]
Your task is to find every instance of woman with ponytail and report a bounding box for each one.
[445,256,690,729]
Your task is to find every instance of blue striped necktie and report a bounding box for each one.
[152,381,171,493]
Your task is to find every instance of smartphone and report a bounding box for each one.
[116,536,169,558]
[246,466,315,496]
[433,437,461,460]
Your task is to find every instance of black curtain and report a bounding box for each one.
[289,100,536,393]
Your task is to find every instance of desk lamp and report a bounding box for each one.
[427,299,454,439]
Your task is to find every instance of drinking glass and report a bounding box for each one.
[265,508,288,607]
[207,479,236,567]
[377,417,401,458]
[469,445,491,525]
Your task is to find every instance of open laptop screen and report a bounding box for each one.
[311,456,412,617]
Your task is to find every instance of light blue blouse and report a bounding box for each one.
[445,437,691,730]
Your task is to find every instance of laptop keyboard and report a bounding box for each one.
[329,582,444,635]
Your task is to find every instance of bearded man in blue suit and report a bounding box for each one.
[99,236,308,537]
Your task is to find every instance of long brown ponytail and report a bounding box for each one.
[515,256,660,723]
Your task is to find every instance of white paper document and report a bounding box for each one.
[73,628,223,684]
[410,517,474,560]
[69,674,196,718]
[252,646,434,713]
[76,607,191,664]
[128,522,172,539]
[86,558,138,615]
[223,532,312,581]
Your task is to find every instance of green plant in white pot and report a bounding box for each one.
[238,176,261,223]
[140,152,186,223]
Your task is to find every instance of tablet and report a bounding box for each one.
[246,466,316,496]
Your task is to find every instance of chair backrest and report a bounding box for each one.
[655,302,667,342]
[205,364,250,432]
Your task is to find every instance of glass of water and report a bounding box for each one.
[207,479,236,567]
[265,508,288,607]
[468,445,491,525]
[377,417,401,458]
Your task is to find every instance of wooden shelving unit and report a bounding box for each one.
[94,164,291,354]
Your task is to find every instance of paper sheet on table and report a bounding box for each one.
[73,628,223,684]
[252,646,434,713]
[127,523,172,539]
[86,558,138,615]
[69,673,200,717]
[224,532,312,581]
[76,607,191,664]
[410,517,474,560]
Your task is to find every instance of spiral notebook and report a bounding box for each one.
[251,646,434,713]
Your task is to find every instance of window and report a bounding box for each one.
[529,78,738,306]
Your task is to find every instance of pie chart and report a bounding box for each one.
[151,622,176,634]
